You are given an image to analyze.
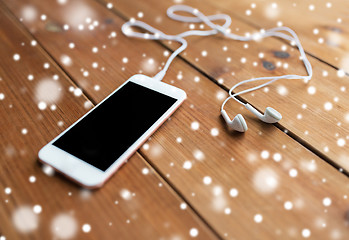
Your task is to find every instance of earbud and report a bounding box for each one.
[221,104,282,133]
[245,104,282,123]
[221,110,248,132]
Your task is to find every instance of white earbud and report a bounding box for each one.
[245,104,282,123]
[220,100,282,133]
[221,110,248,132]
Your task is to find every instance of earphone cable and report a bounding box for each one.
[121,5,312,110]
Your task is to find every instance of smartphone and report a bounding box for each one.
[38,74,186,188]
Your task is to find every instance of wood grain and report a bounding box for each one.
[3,0,349,239]
[0,4,218,240]
[107,0,349,172]
[209,0,349,73]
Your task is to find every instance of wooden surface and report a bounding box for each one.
[1,0,349,239]
[212,0,349,71]
[112,0,349,172]
[0,3,217,239]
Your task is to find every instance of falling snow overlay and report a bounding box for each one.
[1,0,349,239]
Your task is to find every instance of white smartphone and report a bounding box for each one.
[39,74,186,188]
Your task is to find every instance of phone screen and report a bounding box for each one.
[53,81,177,171]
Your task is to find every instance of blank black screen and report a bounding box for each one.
[53,81,177,171]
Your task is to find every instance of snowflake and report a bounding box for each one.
[307,86,316,95]
[21,128,28,135]
[322,197,332,207]
[33,205,42,214]
[229,188,238,197]
[73,88,83,97]
[60,55,72,66]
[203,176,212,185]
[212,186,222,196]
[337,138,345,147]
[12,206,39,233]
[82,224,91,233]
[191,121,200,130]
[302,229,311,238]
[210,128,219,137]
[284,201,293,210]
[180,202,187,210]
[21,6,38,22]
[29,176,36,183]
[183,161,192,170]
[141,58,157,72]
[289,168,298,177]
[177,71,183,80]
[83,71,89,77]
[13,54,20,61]
[260,150,270,159]
[142,143,149,150]
[189,228,199,237]
[35,78,62,105]
[277,85,288,96]
[38,101,47,110]
[337,69,345,78]
[216,91,226,100]
[42,164,55,176]
[253,167,279,194]
[142,168,149,175]
[120,189,132,200]
[92,47,98,53]
[51,214,78,239]
[4,187,11,195]
[254,214,263,223]
[193,149,205,161]
[273,153,282,162]
[27,74,34,81]
[137,12,144,18]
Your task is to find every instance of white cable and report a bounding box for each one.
[122,20,188,81]
[122,5,312,110]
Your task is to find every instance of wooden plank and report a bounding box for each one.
[106,0,349,172]
[207,0,349,73]
[0,4,218,240]
[3,0,349,239]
